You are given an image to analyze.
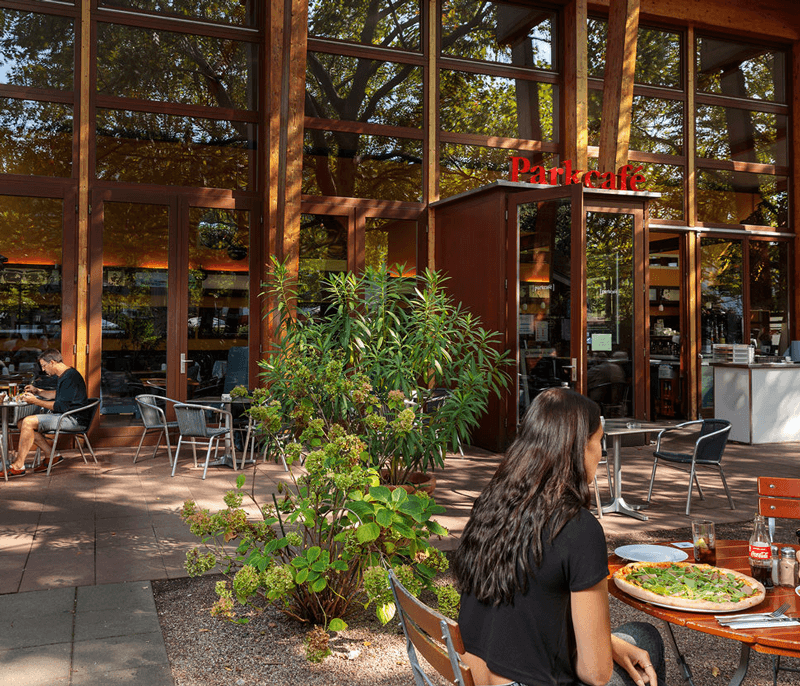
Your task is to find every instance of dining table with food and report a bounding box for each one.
[0,386,31,480]
[608,537,800,686]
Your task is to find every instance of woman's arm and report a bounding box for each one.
[571,580,659,686]
[571,579,613,686]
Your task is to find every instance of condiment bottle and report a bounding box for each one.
[779,547,798,587]
[771,544,780,587]
[749,513,773,587]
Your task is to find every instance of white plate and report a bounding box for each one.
[796,586,800,597]
[614,544,688,563]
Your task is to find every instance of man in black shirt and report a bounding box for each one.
[1,349,89,477]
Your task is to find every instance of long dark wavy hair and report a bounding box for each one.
[453,387,601,605]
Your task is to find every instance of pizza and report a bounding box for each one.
[613,561,765,612]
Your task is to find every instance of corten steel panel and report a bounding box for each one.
[433,185,509,452]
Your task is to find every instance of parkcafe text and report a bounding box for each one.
[510,157,647,191]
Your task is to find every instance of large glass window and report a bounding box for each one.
[440,71,555,140]
[749,240,789,355]
[696,105,787,166]
[586,212,635,418]
[0,196,63,385]
[305,53,422,127]
[365,218,416,275]
[187,207,250,399]
[696,37,786,103]
[517,198,572,420]
[0,99,73,177]
[302,130,422,201]
[701,237,744,351]
[630,96,683,156]
[439,144,557,199]
[101,202,168,423]
[441,2,554,70]
[99,0,258,27]
[96,24,257,110]
[298,213,349,318]
[308,0,420,50]
[634,163,684,221]
[95,110,254,190]
[696,170,787,227]
[588,19,682,89]
[0,9,74,91]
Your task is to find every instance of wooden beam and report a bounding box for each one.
[792,41,800,339]
[588,0,800,43]
[563,0,588,169]
[426,0,437,269]
[75,0,91,379]
[282,0,308,272]
[598,0,640,174]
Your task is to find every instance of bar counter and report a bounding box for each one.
[713,362,800,444]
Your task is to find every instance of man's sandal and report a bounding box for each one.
[0,466,27,478]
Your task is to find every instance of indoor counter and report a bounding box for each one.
[713,362,800,443]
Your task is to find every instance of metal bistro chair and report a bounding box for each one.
[646,418,733,516]
[133,394,180,466]
[388,569,475,686]
[171,403,236,479]
[36,398,101,476]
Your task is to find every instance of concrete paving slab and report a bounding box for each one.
[0,642,72,686]
[0,587,75,650]
[70,664,174,686]
[71,631,170,674]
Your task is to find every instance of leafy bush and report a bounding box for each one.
[255,258,510,485]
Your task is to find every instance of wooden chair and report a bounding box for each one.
[388,569,475,686]
[757,476,800,686]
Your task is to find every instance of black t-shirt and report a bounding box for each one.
[458,508,609,686]
[53,367,91,425]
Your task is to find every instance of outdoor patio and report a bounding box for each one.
[2,436,798,594]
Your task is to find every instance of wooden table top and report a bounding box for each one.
[608,539,800,658]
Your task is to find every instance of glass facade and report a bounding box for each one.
[0,0,795,438]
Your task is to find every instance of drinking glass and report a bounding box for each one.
[692,520,716,565]
[8,382,17,400]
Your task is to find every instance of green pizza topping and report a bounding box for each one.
[625,564,758,604]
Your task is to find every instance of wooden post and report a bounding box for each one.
[283,0,308,274]
[563,0,588,170]
[598,0,640,173]
[75,0,91,379]
[426,0,438,269]
[792,41,800,340]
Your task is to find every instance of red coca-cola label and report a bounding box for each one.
[749,543,771,560]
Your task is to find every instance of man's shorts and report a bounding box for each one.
[36,413,87,433]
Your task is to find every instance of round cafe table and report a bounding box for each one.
[608,540,800,686]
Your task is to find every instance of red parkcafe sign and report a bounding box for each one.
[510,157,646,191]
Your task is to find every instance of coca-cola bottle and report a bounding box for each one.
[749,513,772,587]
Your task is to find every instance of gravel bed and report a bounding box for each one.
[153,519,799,686]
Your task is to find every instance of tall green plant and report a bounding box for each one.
[258,258,510,484]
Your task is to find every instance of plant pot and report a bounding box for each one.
[380,469,436,496]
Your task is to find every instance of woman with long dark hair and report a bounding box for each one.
[453,387,665,686]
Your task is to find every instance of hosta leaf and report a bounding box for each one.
[356,522,381,543]
[376,601,397,625]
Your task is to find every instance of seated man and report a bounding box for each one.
[1,349,90,477]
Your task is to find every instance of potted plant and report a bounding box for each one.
[255,258,510,488]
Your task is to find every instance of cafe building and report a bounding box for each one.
[0,0,797,448]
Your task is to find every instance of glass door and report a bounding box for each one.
[95,198,172,427]
[584,205,647,419]
[184,206,251,401]
[509,186,582,425]
[92,194,253,433]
